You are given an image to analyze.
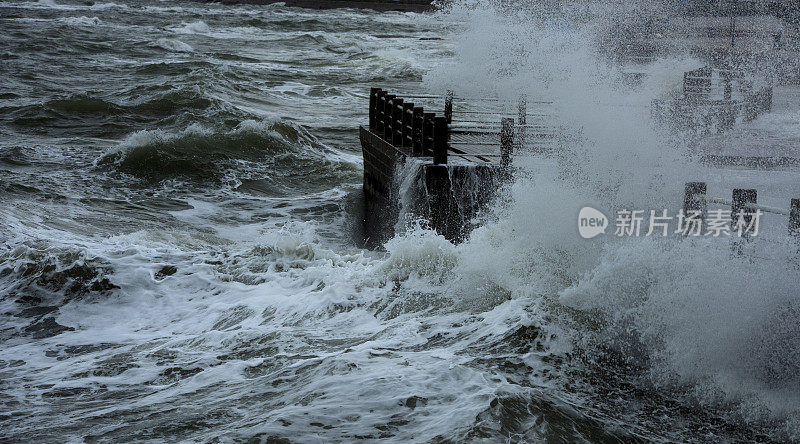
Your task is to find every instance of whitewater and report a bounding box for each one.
[1,0,799,442]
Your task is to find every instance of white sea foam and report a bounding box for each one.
[150,37,194,53]
[56,16,101,26]
[171,20,211,35]
[3,0,800,441]
[419,1,800,437]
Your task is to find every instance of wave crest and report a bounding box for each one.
[97,120,327,184]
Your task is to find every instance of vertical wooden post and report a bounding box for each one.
[732,189,757,255]
[422,112,434,156]
[369,87,381,130]
[383,94,395,140]
[444,90,453,124]
[720,101,735,132]
[732,188,757,253]
[517,94,527,152]
[682,71,688,93]
[500,118,514,173]
[764,86,773,113]
[433,116,448,165]
[683,182,707,231]
[411,107,424,156]
[391,98,404,146]
[425,164,453,240]
[402,102,414,148]
[789,198,800,236]
[723,73,732,101]
[517,94,527,125]
[376,90,387,134]
[732,189,757,229]
[744,94,757,122]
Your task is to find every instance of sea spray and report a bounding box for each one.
[415,0,800,438]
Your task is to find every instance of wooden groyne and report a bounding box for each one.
[652,66,772,134]
[683,181,800,257]
[684,181,800,234]
[359,87,551,244]
[358,84,791,247]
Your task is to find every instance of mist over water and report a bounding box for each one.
[1,0,800,441]
[434,1,800,438]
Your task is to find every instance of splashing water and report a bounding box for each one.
[1,0,800,441]
[422,1,800,440]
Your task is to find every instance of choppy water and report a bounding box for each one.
[1,0,800,442]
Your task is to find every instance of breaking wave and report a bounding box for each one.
[56,16,102,26]
[150,38,194,53]
[3,0,799,441]
[170,20,211,35]
[97,120,357,188]
[417,1,800,439]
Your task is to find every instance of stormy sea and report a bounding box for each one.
[1,0,800,441]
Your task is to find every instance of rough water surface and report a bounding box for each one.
[1,0,800,442]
